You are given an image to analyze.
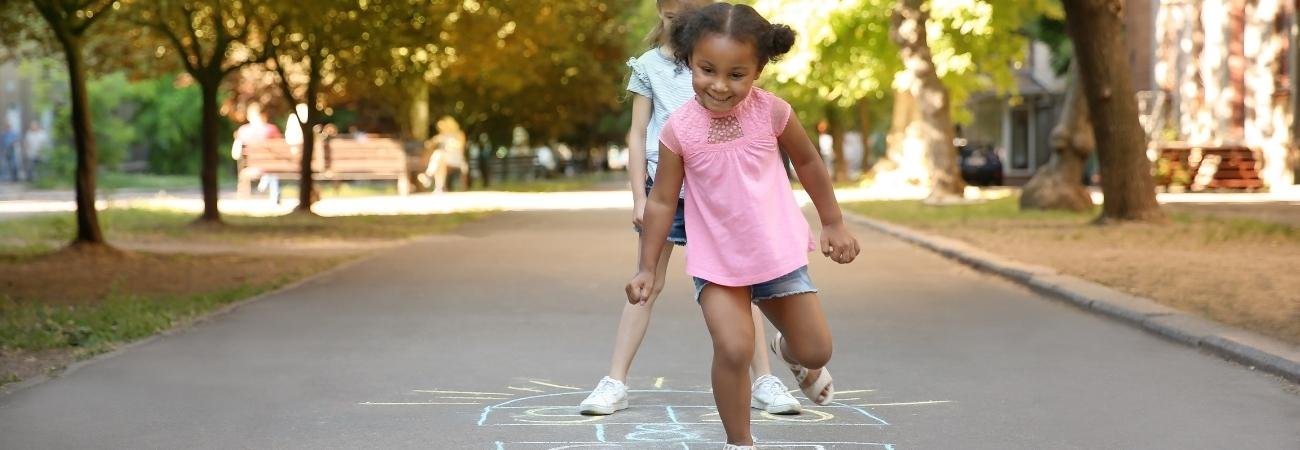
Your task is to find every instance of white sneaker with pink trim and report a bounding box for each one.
[578,376,628,415]
[750,374,801,415]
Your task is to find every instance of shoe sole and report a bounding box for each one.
[751,398,802,415]
[579,399,629,416]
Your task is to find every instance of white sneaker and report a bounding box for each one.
[750,374,801,415]
[722,444,757,450]
[578,376,628,415]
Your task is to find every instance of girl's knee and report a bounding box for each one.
[714,338,755,368]
[788,336,832,369]
[801,346,832,370]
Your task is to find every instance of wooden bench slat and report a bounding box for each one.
[238,138,412,196]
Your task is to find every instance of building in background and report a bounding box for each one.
[1147,0,1298,189]
[963,41,1069,186]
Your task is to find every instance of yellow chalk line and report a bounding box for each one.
[852,400,952,407]
[529,380,581,390]
[413,389,512,396]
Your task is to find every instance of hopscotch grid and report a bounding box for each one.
[482,422,888,427]
[372,381,921,448]
[485,404,873,409]
[496,442,895,446]
[358,402,481,405]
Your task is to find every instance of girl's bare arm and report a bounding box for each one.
[778,113,860,263]
[626,95,653,207]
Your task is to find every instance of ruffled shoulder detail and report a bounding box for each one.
[626,57,653,88]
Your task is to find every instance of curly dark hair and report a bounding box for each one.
[669,2,796,70]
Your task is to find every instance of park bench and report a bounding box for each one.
[238,137,411,197]
[469,154,541,183]
[1155,143,1263,191]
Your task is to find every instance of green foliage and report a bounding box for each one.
[1024,14,1071,75]
[758,0,1063,122]
[434,0,637,143]
[624,0,665,51]
[22,60,212,179]
[132,75,204,175]
[38,72,136,179]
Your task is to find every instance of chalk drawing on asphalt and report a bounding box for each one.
[360,377,951,449]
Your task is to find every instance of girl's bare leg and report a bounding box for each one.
[606,242,674,381]
[756,293,833,403]
[749,305,773,378]
[699,284,756,446]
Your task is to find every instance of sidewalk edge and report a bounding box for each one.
[844,212,1300,384]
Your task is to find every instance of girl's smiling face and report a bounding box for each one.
[689,33,760,114]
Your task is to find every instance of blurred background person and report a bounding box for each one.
[421,116,468,192]
[22,120,48,182]
[231,103,282,200]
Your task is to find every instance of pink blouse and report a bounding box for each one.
[660,88,815,286]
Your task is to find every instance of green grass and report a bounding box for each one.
[1168,212,1299,243]
[270,172,612,198]
[483,172,615,192]
[279,181,403,199]
[0,283,270,353]
[844,196,1300,244]
[32,172,233,192]
[0,208,489,251]
[0,206,490,386]
[845,196,1096,226]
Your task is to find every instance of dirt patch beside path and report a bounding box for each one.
[845,198,1300,345]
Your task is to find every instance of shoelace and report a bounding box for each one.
[590,380,622,401]
[755,377,786,398]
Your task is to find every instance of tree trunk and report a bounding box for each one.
[296,61,320,214]
[1021,65,1096,211]
[474,128,491,188]
[890,0,965,202]
[409,81,430,141]
[62,36,106,245]
[1062,0,1164,223]
[856,98,873,173]
[876,87,915,176]
[825,104,848,182]
[196,76,223,224]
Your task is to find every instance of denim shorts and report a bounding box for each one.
[634,178,687,246]
[692,266,818,305]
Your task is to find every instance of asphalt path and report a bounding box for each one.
[1,207,1296,449]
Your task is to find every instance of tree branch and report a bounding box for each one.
[208,0,230,72]
[179,1,208,68]
[33,2,73,45]
[228,0,253,42]
[67,0,111,35]
[146,16,200,75]
[271,52,302,107]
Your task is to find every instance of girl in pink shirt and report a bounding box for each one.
[625,3,860,449]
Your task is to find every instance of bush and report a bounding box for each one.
[22,60,220,180]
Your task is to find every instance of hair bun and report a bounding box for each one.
[765,24,796,58]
